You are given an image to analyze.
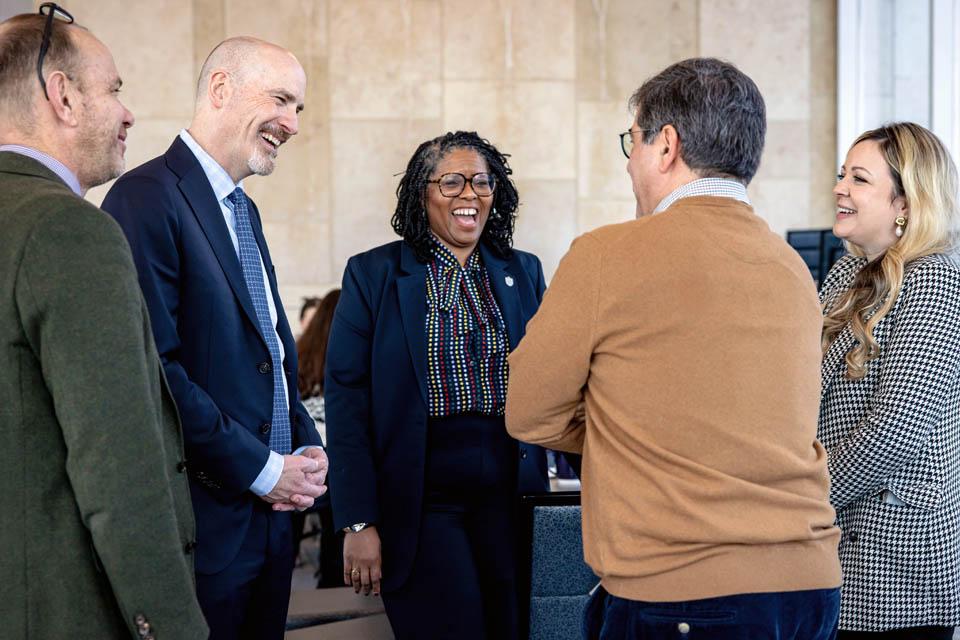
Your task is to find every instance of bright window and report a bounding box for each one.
[837,0,960,164]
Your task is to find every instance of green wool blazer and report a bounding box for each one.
[0,152,209,639]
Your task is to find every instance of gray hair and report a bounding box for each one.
[629,58,766,185]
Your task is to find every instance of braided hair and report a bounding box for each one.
[391,131,519,262]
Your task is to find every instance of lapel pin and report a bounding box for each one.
[504,276,514,287]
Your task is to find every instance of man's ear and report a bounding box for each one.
[208,70,231,109]
[658,124,682,174]
[45,70,79,127]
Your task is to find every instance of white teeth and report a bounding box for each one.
[452,208,477,217]
[838,208,856,215]
[261,133,280,147]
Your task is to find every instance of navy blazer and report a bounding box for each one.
[102,137,321,574]
[325,239,550,592]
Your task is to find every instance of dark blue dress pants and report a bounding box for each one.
[381,413,520,640]
[196,503,295,640]
[583,585,840,640]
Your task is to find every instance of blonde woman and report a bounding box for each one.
[819,122,960,639]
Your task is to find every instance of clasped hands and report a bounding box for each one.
[262,448,328,512]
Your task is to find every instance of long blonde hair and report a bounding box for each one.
[822,122,960,379]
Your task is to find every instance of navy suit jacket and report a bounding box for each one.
[102,137,322,574]
[325,239,550,592]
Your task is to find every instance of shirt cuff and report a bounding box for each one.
[249,450,284,496]
[293,445,322,455]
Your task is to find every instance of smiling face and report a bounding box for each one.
[833,139,908,260]
[72,33,134,190]
[424,147,492,265]
[224,47,305,181]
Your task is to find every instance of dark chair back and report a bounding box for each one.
[786,228,846,287]
[518,492,597,640]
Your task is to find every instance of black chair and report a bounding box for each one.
[517,492,598,640]
[786,228,846,287]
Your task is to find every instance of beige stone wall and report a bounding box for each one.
[58,0,836,319]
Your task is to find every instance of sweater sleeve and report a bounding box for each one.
[505,234,602,453]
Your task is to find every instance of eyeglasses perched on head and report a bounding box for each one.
[428,172,497,198]
[36,3,75,101]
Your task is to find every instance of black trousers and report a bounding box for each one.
[382,413,520,640]
[838,628,954,640]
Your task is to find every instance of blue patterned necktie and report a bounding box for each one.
[227,187,291,454]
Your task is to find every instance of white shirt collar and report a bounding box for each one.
[653,177,751,214]
[178,129,242,203]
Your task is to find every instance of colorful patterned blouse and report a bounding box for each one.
[425,239,510,417]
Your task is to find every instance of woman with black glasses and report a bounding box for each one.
[325,131,550,639]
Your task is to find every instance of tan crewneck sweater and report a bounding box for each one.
[506,197,841,601]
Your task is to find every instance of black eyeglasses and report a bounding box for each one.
[37,3,75,101]
[619,127,657,159]
[427,172,496,198]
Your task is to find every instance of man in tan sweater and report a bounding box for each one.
[506,58,841,639]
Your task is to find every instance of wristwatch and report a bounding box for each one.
[342,522,370,534]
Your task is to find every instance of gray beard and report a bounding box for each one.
[247,150,275,177]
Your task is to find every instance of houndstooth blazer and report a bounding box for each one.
[818,252,960,631]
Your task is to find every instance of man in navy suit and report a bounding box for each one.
[102,37,326,640]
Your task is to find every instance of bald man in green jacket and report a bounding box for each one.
[0,9,207,640]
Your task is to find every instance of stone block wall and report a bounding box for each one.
[41,0,835,319]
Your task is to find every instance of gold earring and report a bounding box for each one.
[894,215,907,238]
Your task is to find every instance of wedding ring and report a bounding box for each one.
[351,568,360,576]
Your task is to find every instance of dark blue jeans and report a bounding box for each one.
[583,586,840,640]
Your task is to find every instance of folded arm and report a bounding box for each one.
[827,262,960,509]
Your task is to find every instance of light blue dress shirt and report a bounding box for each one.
[0,144,82,195]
